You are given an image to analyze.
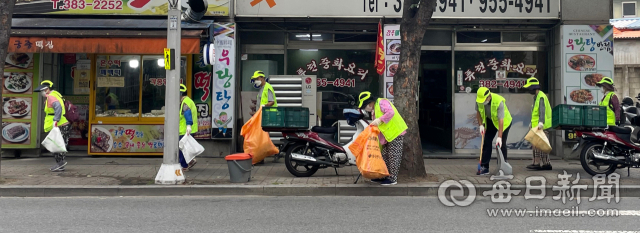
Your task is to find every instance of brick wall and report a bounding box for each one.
[614,66,640,101]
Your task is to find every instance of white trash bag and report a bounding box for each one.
[41,127,67,153]
[179,134,205,163]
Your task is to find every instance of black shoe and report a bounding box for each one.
[476,167,489,175]
[380,179,397,186]
[526,164,541,170]
[539,164,552,170]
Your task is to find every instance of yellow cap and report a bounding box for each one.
[358,91,372,108]
[180,84,187,92]
[597,77,614,86]
[476,87,491,103]
[523,77,540,88]
[251,70,265,79]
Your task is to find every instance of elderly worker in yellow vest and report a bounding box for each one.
[252,70,277,107]
[596,77,621,126]
[475,87,512,175]
[35,80,71,172]
[359,91,408,186]
[179,84,199,171]
[523,77,553,171]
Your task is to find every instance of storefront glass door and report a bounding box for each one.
[419,51,453,153]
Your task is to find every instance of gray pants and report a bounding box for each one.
[381,135,404,183]
[53,124,71,163]
[532,130,551,166]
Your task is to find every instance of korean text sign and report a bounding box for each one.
[561,25,614,106]
[90,125,165,153]
[212,36,235,139]
[383,24,400,99]
[14,0,229,16]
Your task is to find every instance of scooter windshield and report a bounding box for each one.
[343,109,363,126]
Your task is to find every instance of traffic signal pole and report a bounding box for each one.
[155,2,184,184]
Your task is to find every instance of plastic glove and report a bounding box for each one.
[53,121,58,128]
[496,137,502,148]
[186,125,192,134]
[537,122,544,130]
[370,118,382,126]
[479,125,485,136]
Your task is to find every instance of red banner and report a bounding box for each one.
[375,21,385,75]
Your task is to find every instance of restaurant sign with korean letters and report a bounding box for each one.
[13,0,229,16]
[297,57,367,88]
[236,0,559,18]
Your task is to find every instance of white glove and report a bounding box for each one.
[53,121,58,128]
[186,125,192,134]
[537,122,544,130]
[479,125,485,136]
[370,118,382,126]
[496,137,502,148]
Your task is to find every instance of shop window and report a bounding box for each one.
[289,33,333,42]
[456,32,501,43]
[140,55,187,118]
[334,33,376,42]
[241,31,285,44]
[503,32,545,42]
[454,51,547,94]
[95,55,141,118]
[422,30,452,46]
[502,32,521,42]
[286,49,378,126]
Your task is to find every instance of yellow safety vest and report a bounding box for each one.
[258,82,277,107]
[477,93,512,129]
[44,91,69,133]
[374,98,408,142]
[179,96,199,135]
[532,91,552,129]
[600,92,617,126]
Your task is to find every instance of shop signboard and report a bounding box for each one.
[561,25,614,106]
[212,23,236,139]
[236,0,559,18]
[2,53,41,149]
[192,50,213,140]
[73,60,91,95]
[14,0,229,16]
[383,24,400,100]
[90,124,165,153]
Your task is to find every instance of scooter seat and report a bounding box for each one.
[312,126,337,134]
[610,126,632,134]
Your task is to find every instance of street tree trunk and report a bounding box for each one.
[395,0,437,179]
[0,0,17,175]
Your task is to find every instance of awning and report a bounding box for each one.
[8,36,201,54]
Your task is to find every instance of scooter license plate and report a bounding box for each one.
[572,142,580,151]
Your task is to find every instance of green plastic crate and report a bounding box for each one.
[582,106,608,128]
[552,104,583,129]
[284,107,309,129]
[261,107,286,129]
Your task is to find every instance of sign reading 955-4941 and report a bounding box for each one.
[363,0,558,18]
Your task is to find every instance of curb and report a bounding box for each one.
[1,184,639,197]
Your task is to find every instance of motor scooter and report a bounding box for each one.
[278,109,368,177]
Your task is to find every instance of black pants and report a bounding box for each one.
[481,118,510,169]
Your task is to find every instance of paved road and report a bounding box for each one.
[0,196,638,233]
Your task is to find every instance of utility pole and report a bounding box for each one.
[155,0,184,184]
[0,0,17,177]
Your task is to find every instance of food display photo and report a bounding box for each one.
[568,54,596,72]
[566,87,598,105]
[4,53,34,70]
[386,61,399,77]
[2,97,32,119]
[3,72,33,94]
[1,122,31,145]
[386,40,401,55]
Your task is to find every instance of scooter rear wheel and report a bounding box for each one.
[285,144,320,177]
[580,142,617,176]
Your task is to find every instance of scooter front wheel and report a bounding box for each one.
[285,144,320,177]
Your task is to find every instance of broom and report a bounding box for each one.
[478,129,484,173]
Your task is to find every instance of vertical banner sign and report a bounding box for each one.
[383,24,400,100]
[561,25,614,106]
[212,29,236,139]
[2,53,41,149]
[192,50,213,139]
[375,21,385,75]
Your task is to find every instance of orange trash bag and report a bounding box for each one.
[240,106,279,164]
[348,126,389,179]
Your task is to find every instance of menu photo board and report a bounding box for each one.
[383,24,400,100]
[2,53,41,149]
[561,25,614,106]
[90,124,165,153]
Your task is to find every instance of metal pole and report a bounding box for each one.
[155,2,185,184]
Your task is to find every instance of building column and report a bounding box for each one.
[624,65,630,98]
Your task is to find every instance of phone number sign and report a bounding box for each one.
[236,0,559,18]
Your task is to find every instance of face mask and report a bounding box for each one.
[483,99,490,105]
[528,89,537,95]
[254,80,262,86]
[40,91,47,97]
[601,88,606,94]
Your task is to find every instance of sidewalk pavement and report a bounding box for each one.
[1,156,639,197]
